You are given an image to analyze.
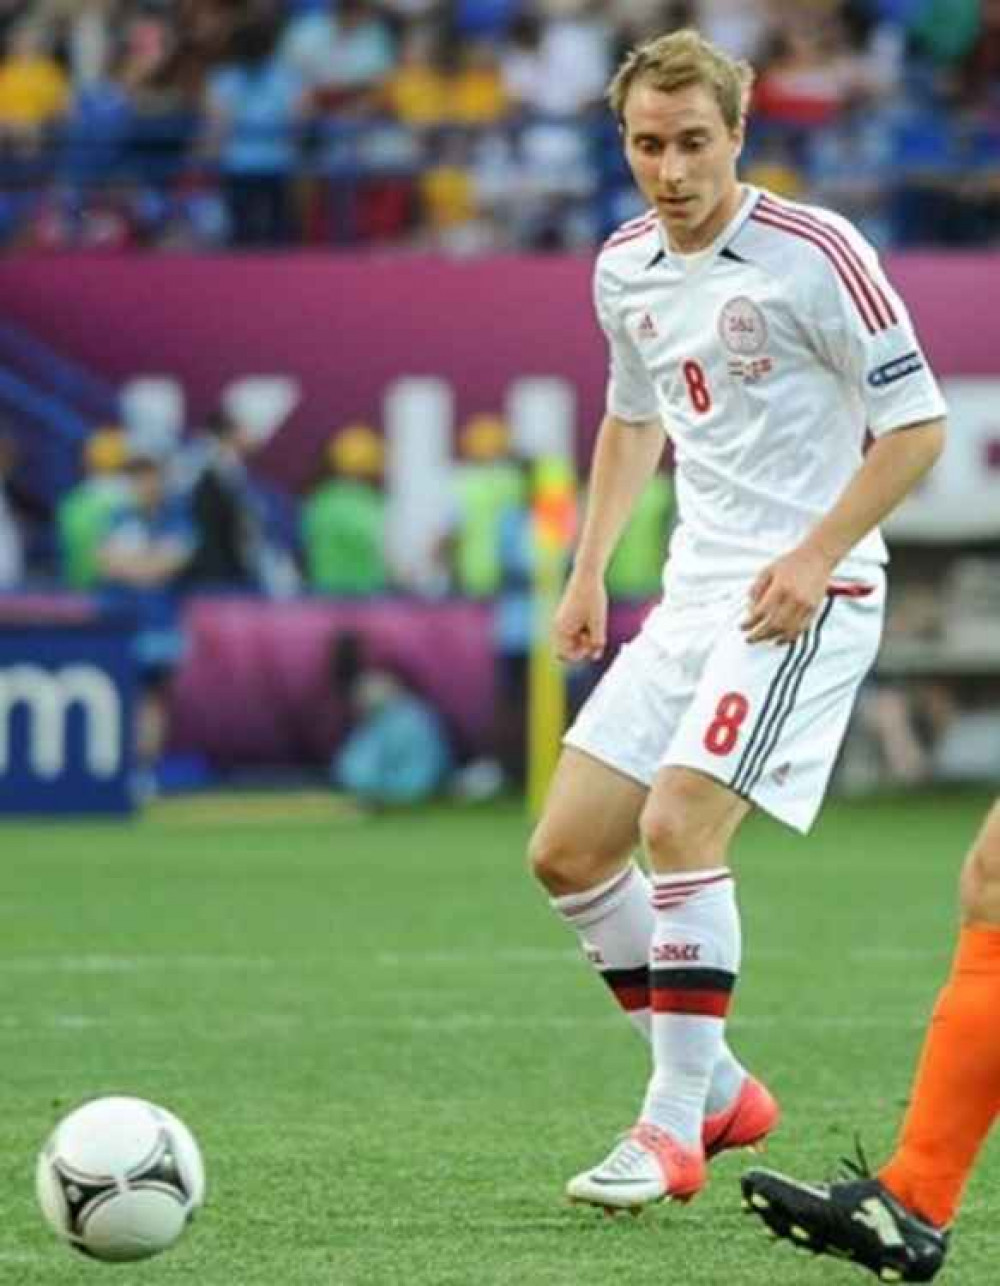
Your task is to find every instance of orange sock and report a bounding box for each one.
[879,925,1000,1227]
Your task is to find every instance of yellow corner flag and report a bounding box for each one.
[528,457,577,817]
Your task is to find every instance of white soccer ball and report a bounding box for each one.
[36,1096,205,1262]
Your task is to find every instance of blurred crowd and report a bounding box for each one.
[1,410,672,602]
[1,406,996,800]
[0,409,671,789]
[0,0,998,250]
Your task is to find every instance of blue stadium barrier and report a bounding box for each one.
[0,611,137,816]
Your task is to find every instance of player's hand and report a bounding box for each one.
[553,571,607,663]
[741,545,833,645]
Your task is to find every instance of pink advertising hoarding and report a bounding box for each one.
[2,251,995,765]
[0,252,996,490]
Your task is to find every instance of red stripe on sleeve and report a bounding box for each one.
[751,208,880,333]
[756,197,897,331]
[760,196,898,327]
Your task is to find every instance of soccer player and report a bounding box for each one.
[742,799,1000,1282]
[527,28,948,1213]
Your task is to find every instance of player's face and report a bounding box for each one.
[622,79,744,253]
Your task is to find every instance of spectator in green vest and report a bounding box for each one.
[301,423,388,596]
[605,470,675,601]
[452,413,524,598]
[57,426,130,589]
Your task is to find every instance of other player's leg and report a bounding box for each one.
[881,799,1000,1223]
[742,799,1000,1281]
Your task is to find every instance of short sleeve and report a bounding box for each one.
[797,222,947,437]
[593,261,659,424]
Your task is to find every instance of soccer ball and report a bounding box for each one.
[36,1096,205,1262]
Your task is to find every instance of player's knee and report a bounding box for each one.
[528,826,586,895]
[960,804,1000,925]
[639,800,692,871]
[527,824,624,896]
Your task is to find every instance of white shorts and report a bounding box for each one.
[564,574,885,833]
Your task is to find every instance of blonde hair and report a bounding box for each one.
[607,28,754,132]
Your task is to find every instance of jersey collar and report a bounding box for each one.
[645,184,762,270]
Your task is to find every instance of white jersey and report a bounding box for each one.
[594,185,947,601]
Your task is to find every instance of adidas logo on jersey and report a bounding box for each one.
[637,312,658,341]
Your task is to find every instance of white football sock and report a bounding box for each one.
[552,862,652,1038]
[640,868,741,1146]
[551,862,747,1113]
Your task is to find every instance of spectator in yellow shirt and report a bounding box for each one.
[448,40,507,126]
[0,21,70,152]
[383,26,450,130]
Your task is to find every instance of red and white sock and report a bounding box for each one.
[552,863,746,1114]
[641,868,741,1147]
[552,863,653,1039]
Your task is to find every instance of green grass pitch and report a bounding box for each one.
[0,787,996,1285]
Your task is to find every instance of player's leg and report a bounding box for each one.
[877,799,1000,1226]
[627,588,882,1165]
[569,585,884,1212]
[529,745,655,1040]
[536,629,768,1121]
[637,766,753,1154]
[530,747,754,1110]
[741,802,1000,1281]
[649,576,887,1160]
[566,768,772,1209]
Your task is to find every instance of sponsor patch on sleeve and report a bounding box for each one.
[867,350,924,388]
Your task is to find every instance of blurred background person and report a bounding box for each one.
[97,447,195,789]
[300,423,388,596]
[179,405,267,592]
[451,413,522,601]
[201,12,305,248]
[281,0,394,116]
[328,630,454,808]
[492,453,533,788]
[56,425,129,590]
[0,431,25,589]
[0,18,69,158]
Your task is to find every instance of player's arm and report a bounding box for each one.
[743,417,945,644]
[141,539,193,583]
[554,413,663,662]
[802,416,944,566]
[98,534,192,587]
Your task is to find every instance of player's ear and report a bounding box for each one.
[730,119,746,163]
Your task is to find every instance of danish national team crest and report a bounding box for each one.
[718,296,768,355]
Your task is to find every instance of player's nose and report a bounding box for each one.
[658,150,687,186]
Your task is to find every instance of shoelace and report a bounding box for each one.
[602,1139,650,1178]
[835,1135,873,1183]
